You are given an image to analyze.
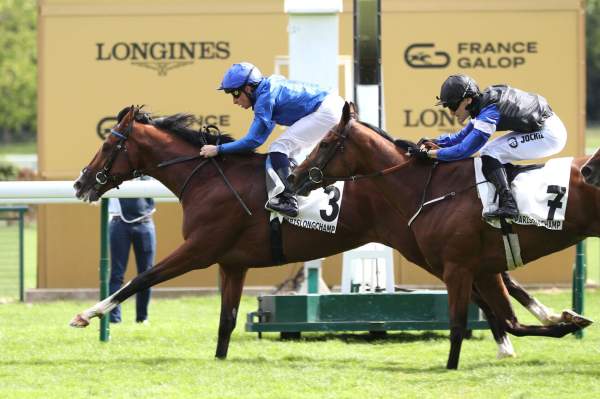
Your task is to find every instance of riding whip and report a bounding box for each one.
[199,126,253,216]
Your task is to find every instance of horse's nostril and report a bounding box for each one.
[581,166,591,178]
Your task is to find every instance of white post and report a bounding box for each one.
[342,243,394,294]
[285,0,342,294]
[284,0,342,93]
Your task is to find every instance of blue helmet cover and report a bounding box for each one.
[219,62,263,90]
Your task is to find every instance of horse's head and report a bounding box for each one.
[290,101,359,196]
[74,105,145,202]
[581,147,600,187]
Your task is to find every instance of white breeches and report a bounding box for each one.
[269,94,345,161]
[479,114,567,164]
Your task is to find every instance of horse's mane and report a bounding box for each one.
[357,120,418,151]
[116,106,238,148]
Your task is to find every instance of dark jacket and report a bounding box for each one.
[468,85,553,133]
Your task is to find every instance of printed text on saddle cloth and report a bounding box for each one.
[266,164,345,234]
[475,157,572,230]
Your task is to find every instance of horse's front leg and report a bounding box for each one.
[70,239,212,327]
[443,261,475,370]
[215,265,248,359]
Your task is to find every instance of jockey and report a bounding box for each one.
[200,62,344,218]
[421,74,566,219]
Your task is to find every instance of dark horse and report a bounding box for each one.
[291,102,598,369]
[581,147,600,187]
[71,106,588,364]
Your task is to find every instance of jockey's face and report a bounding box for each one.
[451,97,472,124]
[232,85,253,109]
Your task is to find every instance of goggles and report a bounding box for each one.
[225,88,243,99]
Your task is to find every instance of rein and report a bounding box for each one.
[307,120,415,185]
[309,157,413,183]
[97,115,248,210]
[302,117,488,227]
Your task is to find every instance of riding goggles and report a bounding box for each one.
[225,88,243,98]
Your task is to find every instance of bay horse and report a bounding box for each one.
[291,102,598,369]
[581,147,600,187]
[71,106,586,364]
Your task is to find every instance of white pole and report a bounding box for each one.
[0,180,177,204]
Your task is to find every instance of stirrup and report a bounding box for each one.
[266,196,299,218]
[484,204,519,219]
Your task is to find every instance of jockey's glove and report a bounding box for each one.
[417,137,438,147]
[407,147,430,161]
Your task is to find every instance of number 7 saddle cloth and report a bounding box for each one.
[474,157,573,231]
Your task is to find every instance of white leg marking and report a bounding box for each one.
[497,335,516,359]
[527,298,561,326]
[81,281,131,320]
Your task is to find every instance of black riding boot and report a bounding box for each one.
[266,166,299,218]
[482,156,519,219]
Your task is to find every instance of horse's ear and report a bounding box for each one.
[340,101,355,128]
[348,102,358,120]
[115,105,135,130]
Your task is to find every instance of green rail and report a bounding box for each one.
[99,198,110,342]
[0,205,27,302]
[572,241,586,339]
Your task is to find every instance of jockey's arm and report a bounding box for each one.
[216,118,275,154]
[432,129,490,161]
[435,122,474,147]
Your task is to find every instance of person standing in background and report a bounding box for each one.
[108,186,156,324]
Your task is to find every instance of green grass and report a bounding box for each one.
[1,291,600,398]
[0,222,36,298]
[0,142,36,156]
[586,125,600,154]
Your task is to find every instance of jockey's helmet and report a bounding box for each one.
[218,62,263,92]
[435,74,480,111]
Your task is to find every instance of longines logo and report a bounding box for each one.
[96,41,230,76]
[404,41,538,69]
[403,108,464,131]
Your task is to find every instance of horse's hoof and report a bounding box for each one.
[69,314,90,328]
[561,309,594,329]
[497,351,517,360]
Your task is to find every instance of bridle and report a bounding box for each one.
[84,115,251,213]
[306,120,413,185]
[88,108,141,191]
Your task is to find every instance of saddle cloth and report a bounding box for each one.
[474,157,573,230]
[266,165,345,234]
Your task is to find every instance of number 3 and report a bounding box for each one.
[320,186,341,222]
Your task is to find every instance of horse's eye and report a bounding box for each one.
[320,142,329,149]
[101,142,111,152]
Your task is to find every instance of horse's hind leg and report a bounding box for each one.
[70,240,210,327]
[215,265,247,359]
[503,271,593,328]
[471,285,515,359]
[476,273,583,339]
[444,262,475,370]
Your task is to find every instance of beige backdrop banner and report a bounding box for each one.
[37,0,584,288]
